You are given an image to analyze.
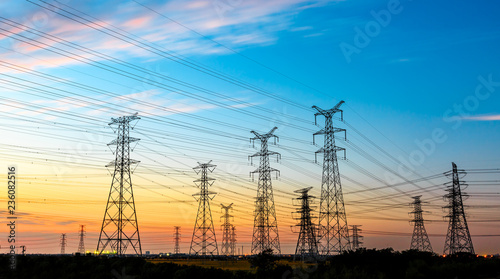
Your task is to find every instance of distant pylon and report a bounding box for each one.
[409,196,433,252]
[231,226,237,256]
[443,162,474,255]
[97,113,142,256]
[189,161,219,256]
[174,226,181,254]
[249,127,281,255]
[293,187,319,260]
[313,101,351,255]
[78,225,86,254]
[221,203,234,256]
[60,233,67,254]
[350,225,363,250]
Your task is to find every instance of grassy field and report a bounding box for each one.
[147,258,316,271]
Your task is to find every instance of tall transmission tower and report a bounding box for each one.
[60,233,67,254]
[77,225,86,254]
[190,161,219,256]
[293,187,319,259]
[249,127,281,255]
[221,203,235,256]
[350,225,363,250]
[97,113,142,256]
[231,226,237,256]
[409,196,433,252]
[312,101,351,255]
[443,162,474,255]
[174,226,181,255]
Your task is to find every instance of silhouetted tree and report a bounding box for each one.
[249,248,277,272]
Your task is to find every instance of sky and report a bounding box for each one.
[0,0,499,255]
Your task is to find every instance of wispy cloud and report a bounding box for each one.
[387,58,412,64]
[0,0,341,71]
[463,114,500,121]
[290,26,313,32]
[304,33,324,38]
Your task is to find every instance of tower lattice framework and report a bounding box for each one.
[350,225,363,250]
[78,225,86,254]
[410,196,433,252]
[221,203,235,256]
[174,226,181,254]
[313,101,351,255]
[293,187,319,259]
[231,226,236,256]
[60,233,67,254]
[97,113,142,255]
[250,127,281,255]
[189,161,219,256]
[443,162,474,255]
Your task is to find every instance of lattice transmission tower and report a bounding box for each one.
[190,161,219,256]
[173,226,181,255]
[350,225,363,250]
[97,113,142,255]
[231,226,237,256]
[409,196,433,252]
[78,225,86,254]
[60,233,67,254]
[293,187,319,260]
[312,101,351,255]
[221,203,235,256]
[443,162,474,255]
[249,127,281,255]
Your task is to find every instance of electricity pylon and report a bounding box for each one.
[77,225,86,254]
[443,162,474,255]
[249,127,281,255]
[350,225,363,250]
[293,187,319,260]
[190,161,219,256]
[313,101,351,255]
[60,233,67,254]
[97,113,142,256]
[174,226,181,255]
[231,226,237,256]
[20,245,26,255]
[410,196,433,252]
[221,203,234,256]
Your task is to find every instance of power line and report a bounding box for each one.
[77,225,86,254]
[96,114,142,256]
[220,203,235,256]
[250,127,281,255]
[189,161,219,256]
[293,187,319,260]
[409,196,433,253]
[60,233,67,254]
[443,162,474,255]
[313,101,351,255]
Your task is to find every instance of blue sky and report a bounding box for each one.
[0,0,499,254]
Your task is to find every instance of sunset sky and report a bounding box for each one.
[0,0,500,255]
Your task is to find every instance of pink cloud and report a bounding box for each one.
[464,114,500,121]
[122,14,154,30]
[0,0,340,73]
[50,18,94,35]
